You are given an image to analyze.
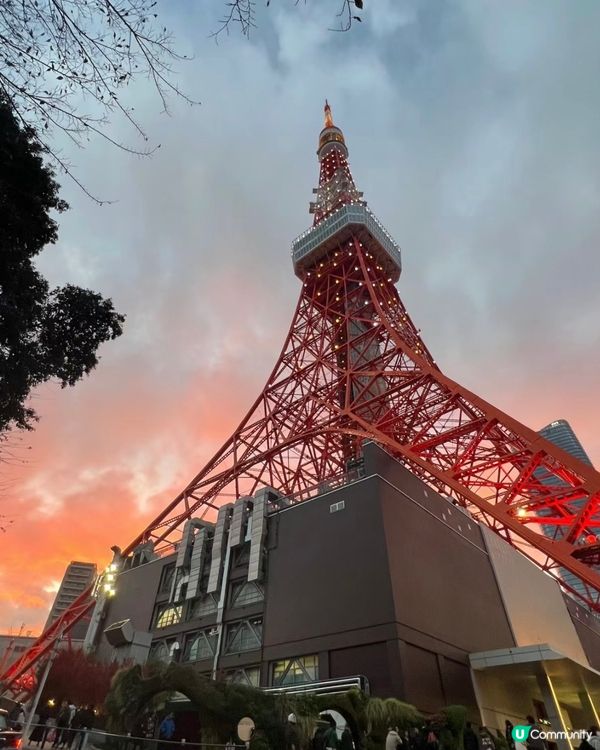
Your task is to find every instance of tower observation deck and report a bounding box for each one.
[292,102,402,281]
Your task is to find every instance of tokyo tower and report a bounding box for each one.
[2,101,600,696]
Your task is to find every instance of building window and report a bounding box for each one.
[272,655,318,686]
[149,639,179,663]
[153,604,183,629]
[224,619,262,654]
[149,642,169,662]
[159,564,176,595]
[189,594,218,619]
[230,581,264,608]
[184,630,217,662]
[226,667,260,687]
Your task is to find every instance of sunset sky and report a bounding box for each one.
[2,0,600,635]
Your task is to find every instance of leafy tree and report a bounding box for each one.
[0,95,124,433]
[40,648,120,708]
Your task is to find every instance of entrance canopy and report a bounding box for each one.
[470,645,600,750]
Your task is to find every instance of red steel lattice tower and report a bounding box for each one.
[2,102,600,695]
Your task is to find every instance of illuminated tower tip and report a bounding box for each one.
[324,99,334,128]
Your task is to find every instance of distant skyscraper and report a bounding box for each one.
[539,419,593,467]
[45,561,97,640]
[538,420,594,602]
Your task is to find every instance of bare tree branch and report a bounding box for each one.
[0,0,196,192]
[211,0,364,40]
[212,1,257,39]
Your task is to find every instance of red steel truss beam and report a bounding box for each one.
[0,589,95,696]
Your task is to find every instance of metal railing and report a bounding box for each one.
[24,724,243,750]
[291,204,402,271]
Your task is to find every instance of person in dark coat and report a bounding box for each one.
[30,705,50,746]
[525,716,547,750]
[68,708,85,750]
[71,706,94,750]
[144,714,157,740]
[53,702,70,749]
[505,721,516,750]
[313,725,328,750]
[479,727,495,750]
[340,725,354,750]
[249,729,271,750]
[321,715,339,750]
[464,723,480,750]
[285,713,301,750]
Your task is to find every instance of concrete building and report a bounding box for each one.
[46,561,97,640]
[0,634,37,671]
[88,444,600,741]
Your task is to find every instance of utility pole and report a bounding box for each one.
[22,637,62,744]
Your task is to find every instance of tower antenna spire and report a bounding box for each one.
[324,99,334,128]
[310,99,364,225]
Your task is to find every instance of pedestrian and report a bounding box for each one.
[73,705,94,750]
[588,728,600,750]
[407,728,421,750]
[158,713,175,742]
[479,727,495,750]
[525,716,547,750]
[30,705,50,746]
[386,727,402,750]
[65,702,77,748]
[321,715,339,750]
[313,723,328,750]
[53,701,70,749]
[464,723,479,750]
[285,713,301,750]
[68,708,85,750]
[9,704,24,728]
[144,714,157,740]
[505,721,515,750]
[15,705,26,731]
[248,728,270,750]
[425,728,439,750]
[340,725,354,750]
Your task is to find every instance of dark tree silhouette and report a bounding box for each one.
[0,95,124,433]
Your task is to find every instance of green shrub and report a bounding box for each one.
[384,698,421,730]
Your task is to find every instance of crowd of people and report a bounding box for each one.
[25,699,96,750]
[10,701,600,750]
